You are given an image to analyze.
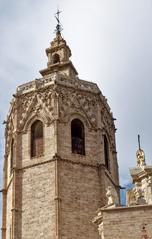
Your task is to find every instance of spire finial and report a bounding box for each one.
[138,134,141,150]
[136,134,146,167]
[55,8,63,34]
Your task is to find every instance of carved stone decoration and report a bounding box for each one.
[136,149,146,167]
[98,222,104,239]
[5,100,17,156]
[5,117,14,155]
[128,168,152,206]
[133,182,146,205]
[92,210,104,239]
[146,176,152,204]
[100,101,116,150]
[129,146,152,206]
[58,89,98,129]
[106,186,119,207]
[18,90,56,131]
[126,188,136,206]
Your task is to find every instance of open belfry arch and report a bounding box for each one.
[1,11,119,239]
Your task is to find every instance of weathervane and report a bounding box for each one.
[55,8,63,34]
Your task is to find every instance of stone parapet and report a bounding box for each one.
[93,205,152,239]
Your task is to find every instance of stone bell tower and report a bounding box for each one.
[1,14,119,239]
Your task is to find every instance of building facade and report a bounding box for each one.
[1,28,119,239]
[93,147,152,239]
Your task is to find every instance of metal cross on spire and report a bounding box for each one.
[55,8,63,34]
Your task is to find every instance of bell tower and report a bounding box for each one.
[40,31,78,78]
[40,10,77,78]
[1,13,119,239]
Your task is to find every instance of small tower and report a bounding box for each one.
[40,31,78,78]
[1,13,119,239]
[40,10,77,78]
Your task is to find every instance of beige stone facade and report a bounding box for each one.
[1,30,119,239]
[93,205,152,239]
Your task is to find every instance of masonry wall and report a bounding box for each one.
[100,205,152,239]
[21,162,56,239]
[58,112,119,188]
[59,160,102,239]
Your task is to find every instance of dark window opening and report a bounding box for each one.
[52,53,60,64]
[104,135,110,170]
[31,120,43,158]
[71,119,85,155]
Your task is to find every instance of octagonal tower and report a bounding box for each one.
[1,28,119,239]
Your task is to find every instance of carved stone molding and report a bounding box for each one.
[18,90,57,131]
[58,88,98,129]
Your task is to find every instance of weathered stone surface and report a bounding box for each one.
[93,205,152,239]
[21,163,56,239]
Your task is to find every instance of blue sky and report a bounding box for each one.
[1,0,152,234]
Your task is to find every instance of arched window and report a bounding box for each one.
[71,119,85,155]
[52,53,60,64]
[10,138,15,170]
[31,120,43,157]
[104,135,110,170]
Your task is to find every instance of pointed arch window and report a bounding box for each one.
[71,119,85,155]
[31,120,43,158]
[104,135,110,171]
